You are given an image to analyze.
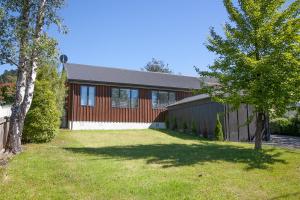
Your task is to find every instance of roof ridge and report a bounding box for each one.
[66,63,199,79]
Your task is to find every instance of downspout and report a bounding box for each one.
[223,104,227,140]
[71,84,74,130]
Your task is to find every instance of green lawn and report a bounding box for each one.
[1,129,300,200]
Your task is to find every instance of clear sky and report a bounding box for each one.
[0,0,228,76]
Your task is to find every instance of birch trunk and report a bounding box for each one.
[19,0,46,135]
[5,0,30,154]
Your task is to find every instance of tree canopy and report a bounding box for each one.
[0,69,17,83]
[142,58,173,73]
[197,0,300,149]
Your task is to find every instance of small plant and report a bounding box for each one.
[191,120,197,134]
[165,116,170,129]
[171,117,177,130]
[183,121,188,131]
[215,114,224,141]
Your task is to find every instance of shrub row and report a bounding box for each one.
[270,116,300,137]
[165,114,224,141]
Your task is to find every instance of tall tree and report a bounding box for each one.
[142,58,173,73]
[0,0,66,153]
[196,0,300,149]
[0,69,17,83]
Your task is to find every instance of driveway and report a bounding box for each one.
[265,134,300,149]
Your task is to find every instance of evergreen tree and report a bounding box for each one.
[215,114,224,141]
[197,0,300,149]
[23,63,66,143]
[23,79,60,143]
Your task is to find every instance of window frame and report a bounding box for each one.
[80,85,95,107]
[111,87,139,108]
[151,90,176,109]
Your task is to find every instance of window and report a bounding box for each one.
[119,89,130,108]
[131,89,139,108]
[112,88,139,108]
[169,92,176,104]
[80,86,95,106]
[151,91,176,108]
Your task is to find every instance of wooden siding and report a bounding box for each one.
[67,83,192,123]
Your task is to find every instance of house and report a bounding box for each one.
[65,63,269,141]
[65,63,205,130]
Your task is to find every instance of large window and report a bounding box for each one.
[112,88,139,108]
[80,86,95,106]
[152,91,176,108]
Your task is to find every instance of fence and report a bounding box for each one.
[0,105,11,150]
[167,98,268,141]
[0,117,9,150]
[0,105,12,118]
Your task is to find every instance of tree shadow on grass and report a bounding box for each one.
[155,129,207,141]
[64,142,286,170]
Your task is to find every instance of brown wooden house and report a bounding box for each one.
[65,63,204,130]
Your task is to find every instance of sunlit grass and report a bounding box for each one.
[1,129,300,199]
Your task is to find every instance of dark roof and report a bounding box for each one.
[167,94,210,107]
[65,63,209,90]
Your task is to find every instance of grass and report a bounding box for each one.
[1,129,300,200]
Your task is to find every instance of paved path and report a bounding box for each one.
[265,135,300,149]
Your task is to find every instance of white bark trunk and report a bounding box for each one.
[6,0,47,153]
[7,73,26,153]
[5,0,30,153]
[19,0,46,135]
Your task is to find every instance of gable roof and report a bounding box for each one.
[65,63,210,90]
[167,94,210,107]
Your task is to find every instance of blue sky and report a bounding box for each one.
[0,0,228,76]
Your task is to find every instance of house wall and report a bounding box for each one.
[66,82,192,129]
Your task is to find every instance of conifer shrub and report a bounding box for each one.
[215,114,224,141]
[23,80,60,143]
[171,117,177,130]
[23,63,66,143]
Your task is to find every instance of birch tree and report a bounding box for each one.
[0,0,65,154]
[197,0,300,149]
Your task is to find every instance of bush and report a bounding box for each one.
[22,63,66,143]
[165,116,170,129]
[270,117,300,136]
[171,117,177,130]
[215,114,224,141]
[23,80,60,143]
[270,118,291,134]
[191,121,197,134]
